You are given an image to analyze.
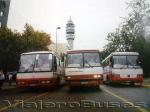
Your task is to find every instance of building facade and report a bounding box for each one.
[0,0,11,27]
[66,17,75,50]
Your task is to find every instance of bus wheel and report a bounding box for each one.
[130,82,135,86]
[140,83,143,86]
[138,83,142,87]
[103,81,107,84]
[95,85,100,90]
[55,77,61,88]
[69,86,75,91]
[70,86,78,90]
[105,80,111,85]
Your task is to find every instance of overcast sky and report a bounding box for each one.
[8,0,130,50]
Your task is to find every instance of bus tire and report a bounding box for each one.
[130,82,135,86]
[103,81,106,84]
[95,85,100,90]
[55,77,61,88]
[69,86,75,90]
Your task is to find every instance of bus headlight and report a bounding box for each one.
[46,81,50,83]
[41,81,50,84]
[41,81,45,84]
[67,76,71,79]
[93,75,101,78]
[18,82,25,84]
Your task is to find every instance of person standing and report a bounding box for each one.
[0,69,5,90]
[8,72,13,86]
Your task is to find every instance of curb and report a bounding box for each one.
[143,85,150,88]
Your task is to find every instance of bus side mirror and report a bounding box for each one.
[137,60,141,66]
[110,58,114,67]
[61,62,64,67]
[54,62,57,71]
[54,57,57,71]
[136,58,141,66]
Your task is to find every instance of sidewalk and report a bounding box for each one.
[1,82,16,90]
[143,78,150,87]
[143,78,150,84]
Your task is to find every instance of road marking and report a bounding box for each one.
[102,86,149,112]
[0,92,49,112]
[143,85,150,88]
[144,80,150,82]
[2,87,16,90]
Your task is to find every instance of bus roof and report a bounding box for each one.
[102,52,139,63]
[111,52,139,56]
[21,51,60,57]
[67,50,100,54]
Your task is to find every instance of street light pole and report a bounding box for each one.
[56,27,61,53]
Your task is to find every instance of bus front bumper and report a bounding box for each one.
[111,77,143,83]
[65,75,102,87]
[16,78,57,88]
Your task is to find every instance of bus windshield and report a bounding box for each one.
[19,54,35,72]
[127,55,140,68]
[113,55,141,68]
[67,52,101,68]
[34,54,52,72]
[84,53,101,67]
[19,53,52,72]
[67,53,83,67]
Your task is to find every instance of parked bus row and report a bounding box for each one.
[16,50,143,90]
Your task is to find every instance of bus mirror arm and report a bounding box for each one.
[85,60,93,68]
[52,64,57,72]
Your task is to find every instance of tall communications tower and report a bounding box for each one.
[0,0,11,27]
[66,17,75,50]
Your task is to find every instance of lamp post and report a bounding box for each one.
[56,27,61,53]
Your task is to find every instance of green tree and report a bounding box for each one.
[21,24,51,52]
[0,24,52,72]
[103,0,150,77]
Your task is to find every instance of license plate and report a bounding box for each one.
[30,84,36,86]
[81,81,88,84]
[126,81,132,83]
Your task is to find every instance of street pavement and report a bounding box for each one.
[0,79,149,112]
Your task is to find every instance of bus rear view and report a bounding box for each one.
[65,50,103,89]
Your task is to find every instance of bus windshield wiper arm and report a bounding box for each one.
[128,65,137,69]
[85,60,93,68]
[119,65,126,69]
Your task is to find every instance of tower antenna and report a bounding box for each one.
[66,17,75,50]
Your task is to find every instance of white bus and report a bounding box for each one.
[16,51,64,88]
[102,52,143,85]
[65,50,103,89]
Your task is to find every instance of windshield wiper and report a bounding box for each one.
[85,60,93,68]
[128,65,137,69]
[119,65,126,69]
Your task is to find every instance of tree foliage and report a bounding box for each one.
[0,24,51,72]
[103,0,150,77]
